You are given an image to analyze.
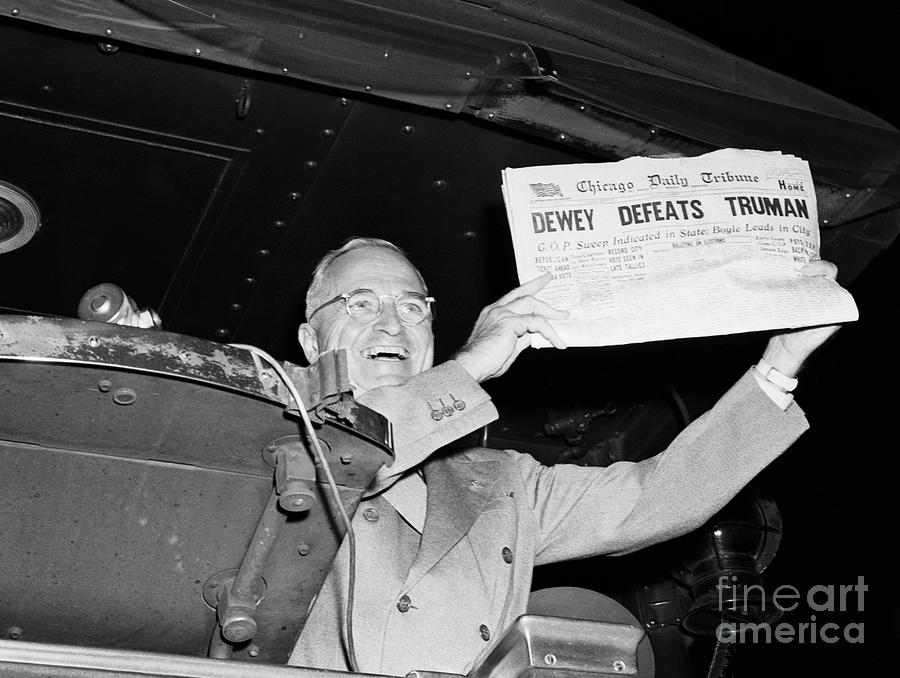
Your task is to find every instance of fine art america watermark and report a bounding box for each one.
[716,575,867,644]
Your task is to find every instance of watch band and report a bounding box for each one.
[755,358,798,393]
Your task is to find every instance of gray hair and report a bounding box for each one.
[304,237,427,321]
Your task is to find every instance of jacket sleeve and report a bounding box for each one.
[358,360,498,491]
[511,369,809,564]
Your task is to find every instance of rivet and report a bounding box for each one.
[281,67,288,74]
[41,84,52,93]
[305,160,318,170]
[254,128,265,135]
[487,113,495,119]
[248,645,260,657]
[244,277,256,285]
[612,660,626,672]
[543,654,557,666]
[214,328,230,339]
[362,507,379,522]
[274,219,287,228]
[11,9,19,17]
[339,454,352,464]
[298,31,304,40]
[559,133,567,141]
[844,192,852,199]
[257,249,270,257]
[98,42,118,54]
[321,128,334,138]
[401,125,415,135]
[822,219,829,225]
[463,231,476,240]
[339,97,349,106]
[289,191,301,200]
[479,624,491,641]
[432,179,447,190]
[649,128,658,135]
[7,627,22,640]
[193,48,202,56]
[578,104,586,111]
[87,336,100,348]
[298,543,311,556]
[445,103,453,110]
[112,388,137,406]
[98,379,112,393]
[179,351,190,362]
[364,85,372,92]
[104,28,113,37]
[465,71,472,78]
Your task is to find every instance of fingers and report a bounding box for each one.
[506,295,570,320]
[800,259,838,279]
[495,272,553,305]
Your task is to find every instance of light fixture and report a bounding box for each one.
[0,180,41,254]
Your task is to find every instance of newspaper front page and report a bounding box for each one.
[501,149,858,348]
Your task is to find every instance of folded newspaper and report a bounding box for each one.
[501,148,859,348]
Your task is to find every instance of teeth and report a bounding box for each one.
[363,346,409,360]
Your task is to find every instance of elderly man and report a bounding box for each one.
[290,236,838,675]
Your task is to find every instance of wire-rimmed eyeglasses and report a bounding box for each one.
[308,288,435,325]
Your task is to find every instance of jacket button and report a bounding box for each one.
[453,400,466,411]
[502,547,513,564]
[430,410,443,421]
[362,507,379,522]
[479,624,491,641]
[397,595,411,613]
[442,405,454,417]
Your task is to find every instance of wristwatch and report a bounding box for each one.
[755,358,798,393]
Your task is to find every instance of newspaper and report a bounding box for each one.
[501,149,858,348]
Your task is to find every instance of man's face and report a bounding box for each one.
[299,247,435,393]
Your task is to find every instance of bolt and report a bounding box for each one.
[543,653,557,666]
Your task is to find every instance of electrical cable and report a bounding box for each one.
[229,344,360,673]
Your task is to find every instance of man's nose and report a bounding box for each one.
[372,300,403,334]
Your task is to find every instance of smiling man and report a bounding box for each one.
[290,236,839,676]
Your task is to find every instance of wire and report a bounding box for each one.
[229,344,360,673]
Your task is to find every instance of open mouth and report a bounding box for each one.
[362,346,410,361]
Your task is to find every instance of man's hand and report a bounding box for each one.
[762,259,843,377]
[453,273,569,383]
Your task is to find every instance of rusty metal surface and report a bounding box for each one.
[0,315,392,455]
[0,321,394,663]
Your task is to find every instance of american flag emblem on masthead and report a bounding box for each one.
[528,182,563,198]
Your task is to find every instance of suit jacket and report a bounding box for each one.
[289,361,808,675]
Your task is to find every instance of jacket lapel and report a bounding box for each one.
[402,451,500,589]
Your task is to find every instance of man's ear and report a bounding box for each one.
[298,323,320,365]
